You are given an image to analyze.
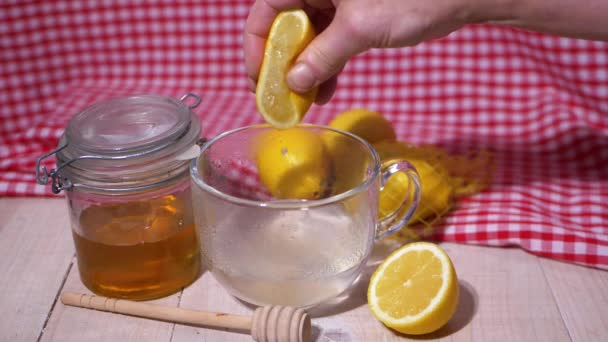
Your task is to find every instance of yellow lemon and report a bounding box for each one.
[329,108,397,144]
[322,132,370,196]
[325,109,396,195]
[255,128,332,199]
[378,167,411,219]
[374,141,453,224]
[368,242,459,335]
[256,10,318,128]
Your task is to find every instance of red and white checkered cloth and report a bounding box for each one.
[2,1,607,269]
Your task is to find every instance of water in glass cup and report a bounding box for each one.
[197,198,374,307]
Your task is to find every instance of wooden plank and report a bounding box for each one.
[540,258,608,342]
[0,198,74,342]
[431,243,570,342]
[172,241,571,341]
[39,257,179,342]
[171,271,253,342]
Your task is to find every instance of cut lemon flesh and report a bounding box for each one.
[368,242,459,335]
[256,10,318,128]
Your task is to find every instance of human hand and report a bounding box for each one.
[243,0,475,104]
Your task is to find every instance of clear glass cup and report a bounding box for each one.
[190,124,420,308]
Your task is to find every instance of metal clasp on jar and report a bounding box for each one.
[35,93,205,194]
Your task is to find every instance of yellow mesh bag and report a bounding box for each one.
[327,107,494,241]
[373,140,494,240]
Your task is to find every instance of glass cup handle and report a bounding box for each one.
[375,160,421,241]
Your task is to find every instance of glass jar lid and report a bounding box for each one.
[65,94,192,155]
[36,93,203,194]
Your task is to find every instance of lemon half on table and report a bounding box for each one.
[256,10,318,128]
[368,242,459,335]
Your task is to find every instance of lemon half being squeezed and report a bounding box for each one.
[256,10,318,128]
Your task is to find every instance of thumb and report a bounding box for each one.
[287,16,367,92]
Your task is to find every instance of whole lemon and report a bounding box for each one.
[328,108,396,144]
[255,128,333,200]
[322,131,370,196]
[324,108,396,195]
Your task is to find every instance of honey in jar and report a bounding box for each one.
[36,94,204,300]
[73,188,201,300]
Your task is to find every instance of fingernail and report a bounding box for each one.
[287,63,318,91]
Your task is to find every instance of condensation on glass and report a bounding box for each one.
[36,94,204,300]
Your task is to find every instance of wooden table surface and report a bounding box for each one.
[1,197,607,342]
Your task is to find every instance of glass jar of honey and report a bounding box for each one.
[36,93,204,301]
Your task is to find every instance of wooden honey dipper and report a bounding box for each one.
[61,292,311,342]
